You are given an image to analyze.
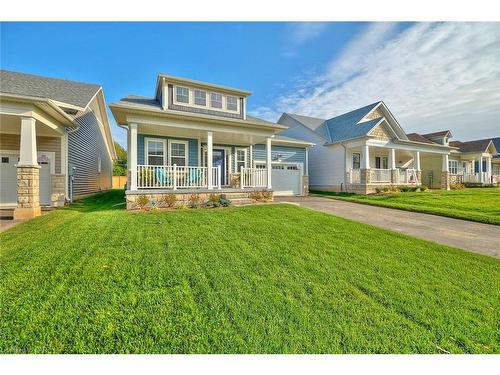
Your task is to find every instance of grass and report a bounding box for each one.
[0,190,499,354]
[311,188,500,225]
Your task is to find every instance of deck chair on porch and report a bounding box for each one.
[155,168,172,187]
[186,168,202,187]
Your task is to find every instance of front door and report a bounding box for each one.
[213,149,227,186]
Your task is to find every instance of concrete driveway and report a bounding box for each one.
[275,196,500,258]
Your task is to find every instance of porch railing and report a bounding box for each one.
[397,168,418,184]
[463,172,490,183]
[240,168,267,188]
[370,168,391,183]
[136,165,221,189]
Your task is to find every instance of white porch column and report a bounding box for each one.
[388,148,396,169]
[479,156,484,183]
[266,137,272,189]
[19,116,38,166]
[129,123,138,190]
[207,131,213,190]
[415,151,421,171]
[442,154,449,172]
[361,144,370,169]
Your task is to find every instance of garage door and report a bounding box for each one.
[0,153,52,207]
[271,163,302,196]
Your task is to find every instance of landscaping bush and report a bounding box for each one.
[162,194,177,208]
[230,173,241,188]
[398,185,411,192]
[188,194,201,208]
[249,191,263,202]
[420,185,429,192]
[261,191,273,202]
[450,182,465,190]
[219,197,231,207]
[207,194,221,207]
[136,195,149,209]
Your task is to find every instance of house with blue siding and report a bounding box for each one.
[109,74,313,208]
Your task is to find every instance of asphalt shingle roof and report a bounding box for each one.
[449,139,493,153]
[0,69,100,108]
[406,133,438,144]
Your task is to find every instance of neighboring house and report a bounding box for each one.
[109,74,313,209]
[278,101,498,194]
[0,70,116,219]
[492,137,500,180]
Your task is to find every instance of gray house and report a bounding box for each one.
[0,70,116,219]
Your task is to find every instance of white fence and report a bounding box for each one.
[463,172,490,183]
[137,165,221,189]
[240,168,267,188]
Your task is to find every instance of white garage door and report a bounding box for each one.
[271,163,302,196]
[0,153,52,207]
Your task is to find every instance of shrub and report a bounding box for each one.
[188,194,200,208]
[261,191,273,202]
[230,173,241,188]
[162,194,177,208]
[219,197,231,207]
[375,187,383,194]
[207,194,221,207]
[408,186,419,192]
[420,185,429,192]
[399,185,411,192]
[177,203,188,210]
[136,195,149,209]
[450,182,465,190]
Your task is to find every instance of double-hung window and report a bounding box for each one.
[176,86,189,103]
[375,156,389,169]
[147,139,165,165]
[169,141,188,166]
[226,96,238,111]
[236,148,247,172]
[449,160,458,174]
[352,153,361,169]
[194,89,206,106]
[210,93,223,109]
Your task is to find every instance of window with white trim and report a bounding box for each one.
[236,148,247,172]
[226,96,238,111]
[194,89,206,106]
[352,153,361,169]
[449,160,458,174]
[169,141,188,166]
[146,140,165,165]
[176,86,189,103]
[210,93,223,109]
[375,156,388,169]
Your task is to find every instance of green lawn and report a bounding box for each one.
[1,190,499,354]
[311,188,500,225]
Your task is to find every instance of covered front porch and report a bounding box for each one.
[0,100,70,219]
[344,139,451,194]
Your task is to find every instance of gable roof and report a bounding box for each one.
[491,137,500,157]
[406,133,438,144]
[449,139,495,153]
[422,130,452,139]
[0,69,100,109]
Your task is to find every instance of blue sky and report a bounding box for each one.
[2,22,499,146]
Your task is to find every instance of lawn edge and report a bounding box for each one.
[309,193,500,226]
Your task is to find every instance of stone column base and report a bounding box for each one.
[441,171,450,190]
[360,169,371,184]
[14,206,42,220]
[302,175,309,196]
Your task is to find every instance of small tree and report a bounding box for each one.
[113,141,127,176]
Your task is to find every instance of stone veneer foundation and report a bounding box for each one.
[126,189,274,210]
[14,165,41,219]
[441,171,451,190]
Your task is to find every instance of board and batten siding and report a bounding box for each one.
[0,133,62,173]
[68,109,112,198]
[137,134,198,166]
[252,144,307,166]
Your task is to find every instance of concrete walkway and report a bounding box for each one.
[275,196,500,258]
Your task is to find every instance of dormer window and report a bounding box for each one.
[226,96,238,111]
[210,93,223,109]
[176,86,189,103]
[194,89,206,106]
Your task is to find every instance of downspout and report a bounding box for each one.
[341,142,347,192]
[66,124,80,203]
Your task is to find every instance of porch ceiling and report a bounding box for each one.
[137,123,271,145]
[0,113,63,137]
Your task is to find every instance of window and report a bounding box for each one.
[226,96,238,111]
[449,160,458,174]
[236,148,247,172]
[147,139,165,165]
[169,141,188,166]
[176,86,189,103]
[352,153,361,169]
[462,162,468,173]
[375,156,388,169]
[194,89,206,106]
[210,93,223,109]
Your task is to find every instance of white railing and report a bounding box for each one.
[137,165,221,189]
[463,172,490,183]
[240,168,267,188]
[370,168,391,183]
[397,168,418,184]
[349,169,361,184]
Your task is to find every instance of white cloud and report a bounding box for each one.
[268,22,500,140]
[290,22,329,44]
